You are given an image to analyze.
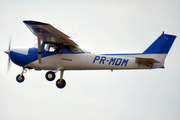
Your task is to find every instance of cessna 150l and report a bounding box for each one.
[4,20,177,89]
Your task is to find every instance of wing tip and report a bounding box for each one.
[23,20,49,25]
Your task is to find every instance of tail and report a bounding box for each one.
[136,33,176,68]
[143,33,176,55]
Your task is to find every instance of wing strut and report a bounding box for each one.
[37,28,43,63]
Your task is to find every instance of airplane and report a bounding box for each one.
[4,20,177,89]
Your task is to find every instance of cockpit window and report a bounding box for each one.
[44,43,62,53]
[69,46,88,53]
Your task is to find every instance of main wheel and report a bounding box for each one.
[45,71,55,81]
[16,74,25,83]
[56,79,66,89]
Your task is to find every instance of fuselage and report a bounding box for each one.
[27,54,165,70]
[9,42,165,71]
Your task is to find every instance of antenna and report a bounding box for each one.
[68,30,74,36]
[71,34,78,39]
[93,46,98,54]
[68,30,78,39]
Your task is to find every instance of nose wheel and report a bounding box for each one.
[16,74,25,83]
[16,67,26,83]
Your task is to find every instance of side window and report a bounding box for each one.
[44,43,62,53]
[44,44,49,51]
[54,44,62,53]
[49,45,55,52]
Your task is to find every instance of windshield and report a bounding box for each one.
[33,43,38,49]
[33,41,43,49]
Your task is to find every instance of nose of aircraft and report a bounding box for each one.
[4,50,10,55]
[5,48,29,67]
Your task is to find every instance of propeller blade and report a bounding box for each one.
[8,37,11,50]
[7,37,12,73]
[7,57,11,73]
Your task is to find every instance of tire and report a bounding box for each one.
[45,71,55,81]
[56,79,66,89]
[16,74,25,83]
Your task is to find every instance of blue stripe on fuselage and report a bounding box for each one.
[27,45,87,64]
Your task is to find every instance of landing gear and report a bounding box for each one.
[15,68,67,89]
[16,67,27,83]
[46,70,66,89]
[56,70,66,89]
[16,74,25,83]
[45,71,55,81]
[56,79,66,88]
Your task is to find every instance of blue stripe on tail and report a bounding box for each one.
[143,34,176,54]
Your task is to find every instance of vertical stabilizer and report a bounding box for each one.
[143,33,176,63]
[143,34,176,54]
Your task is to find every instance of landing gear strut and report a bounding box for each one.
[56,70,66,89]
[45,70,66,89]
[16,67,27,83]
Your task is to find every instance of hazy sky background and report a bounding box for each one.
[0,0,180,120]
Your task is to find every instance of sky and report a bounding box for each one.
[0,0,180,120]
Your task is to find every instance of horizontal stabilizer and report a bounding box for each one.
[135,57,160,67]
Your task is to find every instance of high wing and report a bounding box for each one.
[23,20,78,46]
[23,20,87,64]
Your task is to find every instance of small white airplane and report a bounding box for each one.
[5,20,177,89]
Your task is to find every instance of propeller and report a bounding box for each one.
[5,37,11,72]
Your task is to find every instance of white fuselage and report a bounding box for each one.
[26,53,165,71]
